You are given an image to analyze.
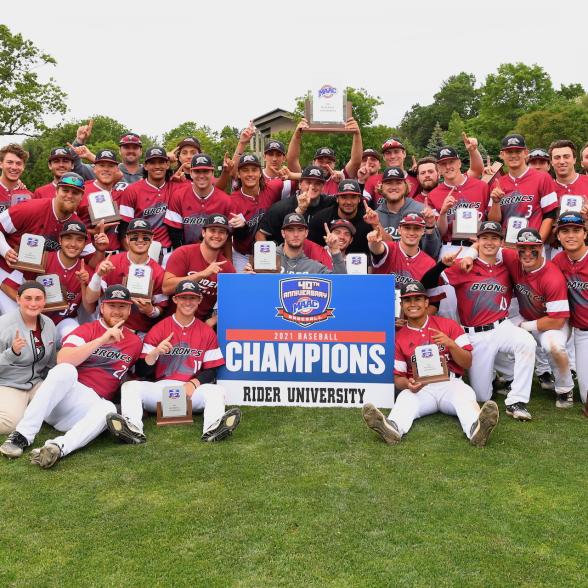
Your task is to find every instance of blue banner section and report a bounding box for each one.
[217,274,395,384]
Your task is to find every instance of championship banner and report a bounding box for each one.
[217,274,395,408]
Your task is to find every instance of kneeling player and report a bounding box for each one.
[362,281,499,447]
[0,285,141,468]
[106,280,241,443]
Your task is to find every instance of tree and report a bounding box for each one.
[0,25,67,137]
[425,122,446,156]
[557,83,585,102]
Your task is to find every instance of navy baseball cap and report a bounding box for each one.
[381,166,405,182]
[203,214,229,230]
[94,149,119,164]
[477,221,503,238]
[314,147,336,160]
[127,218,153,234]
[300,165,326,181]
[60,220,87,237]
[436,146,460,162]
[501,134,527,150]
[282,213,308,229]
[528,148,549,161]
[556,212,585,230]
[119,133,142,146]
[102,284,132,304]
[400,280,428,298]
[264,140,286,155]
[362,148,381,161]
[190,154,214,170]
[238,154,261,169]
[336,179,362,196]
[57,172,85,192]
[144,146,169,162]
[49,147,74,162]
[174,280,203,297]
[516,228,542,245]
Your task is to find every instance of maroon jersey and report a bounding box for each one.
[0,181,33,212]
[79,180,121,251]
[142,315,224,381]
[372,241,436,287]
[165,243,235,320]
[501,248,569,321]
[33,181,57,199]
[229,184,282,255]
[552,249,588,329]
[164,184,232,244]
[441,259,512,327]
[62,319,142,400]
[98,252,167,333]
[394,315,472,379]
[364,172,420,207]
[428,176,490,242]
[4,252,93,325]
[494,168,558,231]
[119,179,182,248]
[554,174,588,202]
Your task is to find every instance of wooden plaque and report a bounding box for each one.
[303,99,353,133]
[123,275,154,300]
[481,162,503,184]
[248,254,281,274]
[452,208,479,240]
[88,197,122,225]
[9,250,47,274]
[156,398,193,426]
[410,350,450,384]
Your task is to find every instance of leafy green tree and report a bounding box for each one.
[557,83,585,101]
[0,25,67,137]
[425,122,445,156]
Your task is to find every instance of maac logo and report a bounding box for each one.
[277,278,334,327]
[26,237,39,247]
[94,193,106,203]
[318,85,337,99]
[40,277,54,287]
[134,268,145,278]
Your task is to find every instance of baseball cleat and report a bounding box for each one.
[30,443,61,469]
[470,401,499,448]
[505,402,532,421]
[362,403,401,445]
[492,377,512,397]
[0,431,30,458]
[202,408,241,442]
[537,372,555,391]
[555,391,574,409]
[106,413,146,444]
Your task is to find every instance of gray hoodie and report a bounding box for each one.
[0,310,57,390]
[277,244,347,274]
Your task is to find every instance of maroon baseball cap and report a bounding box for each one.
[329,218,356,235]
[382,138,405,152]
[119,133,142,146]
[399,213,426,228]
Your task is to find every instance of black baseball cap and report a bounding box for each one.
[174,280,203,297]
[60,220,87,237]
[436,146,460,162]
[203,214,229,230]
[144,146,169,162]
[282,213,308,229]
[300,165,326,182]
[190,154,214,170]
[528,148,549,161]
[381,166,405,182]
[49,147,74,162]
[127,218,153,234]
[516,228,542,245]
[477,221,503,238]
[176,137,201,150]
[362,148,381,161]
[119,133,142,146]
[501,134,527,150]
[314,147,336,161]
[95,149,119,164]
[336,179,362,196]
[556,212,585,231]
[400,280,428,298]
[238,154,261,169]
[57,172,85,192]
[102,284,132,304]
[264,140,286,155]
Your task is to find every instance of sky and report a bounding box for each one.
[3,0,588,144]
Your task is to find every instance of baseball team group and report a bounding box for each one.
[0,116,587,467]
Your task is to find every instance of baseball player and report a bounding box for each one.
[286,117,363,194]
[0,144,33,211]
[356,148,382,187]
[487,134,558,243]
[496,228,573,409]
[1,221,94,340]
[85,219,168,335]
[228,154,283,272]
[163,214,236,328]
[422,221,537,418]
[550,140,588,202]
[106,280,241,444]
[581,142,588,174]
[0,284,142,468]
[551,212,588,410]
[362,280,499,447]
[527,148,551,173]
[33,148,75,199]
[172,137,202,181]
[327,219,355,262]
[164,154,232,247]
[414,156,440,204]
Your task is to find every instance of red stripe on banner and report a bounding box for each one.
[226,330,386,343]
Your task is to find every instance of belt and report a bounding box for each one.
[578,327,588,332]
[463,318,505,334]
[446,239,473,246]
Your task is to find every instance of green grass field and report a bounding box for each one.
[1,386,587,588]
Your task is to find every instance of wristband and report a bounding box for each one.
[89,273,102,291]
[520,320,538,333]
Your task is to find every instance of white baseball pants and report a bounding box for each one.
[573,329,588,403]
[120,380,226,435]
[16,363,115,457]
[388,377,480,438]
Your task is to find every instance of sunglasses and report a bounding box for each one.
[558,215,584,226]
[60,176,84,189]
[128,235,152,242]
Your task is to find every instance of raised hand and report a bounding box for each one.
[101,320,125,344]
[490,185,504,203]
[357,165,369,183]
[96,251,115,277]
[429,328,455,350]
[132,297,154,316]
[367,228,382,244]
[441,246,463,267]
[296,190,310,213]
[363,206,380,227]
[344,117,360,134]
[462,131,478,153]
[11,329,26,355]
[75,259,89,285]
[410,155,418,173]
[228,212,246,229]
[92,220,111,252]
[325,165,343,184]
[421,207,436,227]
[440,189,456,215]
[202,260,227,277]
[295,118,309,134]
[223,152,235,173]
[76,119,94,144]
[239,121,256,144]
[323,222,340,253]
